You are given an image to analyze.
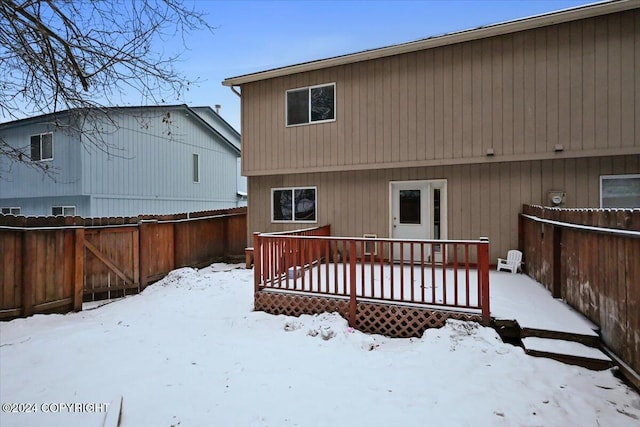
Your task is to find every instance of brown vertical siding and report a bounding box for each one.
[248,155,639,261]
[241,9,639,176]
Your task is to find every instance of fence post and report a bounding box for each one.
[138,220,149,290]
[222,215,229,260]
[518,213,524,268]
[479,237,490,326]
[21,230,34,317]
[73,228,85,311]
[132,228,140,292]
[552,226,562,299]
[172,219,181,269]
[349,240,357,328]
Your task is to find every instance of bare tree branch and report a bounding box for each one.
[0,0,215,178]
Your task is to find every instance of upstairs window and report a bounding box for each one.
[600,174,640,208]
[1,207,21,215]
[30,133,53,161]
[52,206,76,216]
[272,187,317,222]
[286,83,335,126]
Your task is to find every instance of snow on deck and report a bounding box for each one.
[489,271,598,336]
[269,262,482,308]
[266,263,599,337]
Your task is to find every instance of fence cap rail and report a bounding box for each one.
[0,224,86,231]
[0,211,247,231]
[528,204,640,213]
[0,207,247,229]
[521,213,640,238]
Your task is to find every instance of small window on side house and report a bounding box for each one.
[52,206,76,216]
[286,83,335,126]
[600,175,640,208]
[272,187,317,222]
[1,207,21,215]
[193,153,200,183]
[30,133,53,161]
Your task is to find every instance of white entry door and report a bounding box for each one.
[390,180,447,262]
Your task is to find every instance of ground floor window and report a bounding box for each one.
[271,187,317,222]
[52,206,76,216]
[600,174,640,208]
[1,207,20,215]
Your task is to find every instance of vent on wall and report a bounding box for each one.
[363,234,378,256]
[548,191,566,207]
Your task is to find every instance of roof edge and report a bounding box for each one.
[223,0,637,86]
[0,104,242,156]
[191,106,241,138]
[0,104,189,128]
[183,105,241,156]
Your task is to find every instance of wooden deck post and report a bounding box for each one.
[479,237,490,326]
[253,232,261,294]
[245,247,254,269]
[348,240,357,328]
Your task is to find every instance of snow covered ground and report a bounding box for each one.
[1,264,639,427]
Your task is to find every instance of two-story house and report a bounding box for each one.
[223,0,640,262]
[0,105,246,217]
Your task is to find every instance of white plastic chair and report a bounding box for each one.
[497,250,523,273]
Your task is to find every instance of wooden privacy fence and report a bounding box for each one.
[519,204,640,375]
[253,226,491,337]
[0,207,247,320]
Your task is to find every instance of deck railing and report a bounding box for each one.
[253,227,490,325]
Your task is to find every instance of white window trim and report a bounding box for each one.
[600,174,640,208]
[271,186,318,223]
[1,207,21,215]
[29,132,54,162]
[193,153,200,183]
[51,206,76,216]
[285,82,336,127]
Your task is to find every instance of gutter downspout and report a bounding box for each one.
[228,84,243,209]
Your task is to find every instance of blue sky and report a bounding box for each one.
[149,0,599,131]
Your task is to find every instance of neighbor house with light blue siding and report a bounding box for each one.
[0,105,245,217]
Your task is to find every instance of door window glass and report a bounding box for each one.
[399,190,421,224]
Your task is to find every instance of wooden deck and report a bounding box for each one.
[253,226,490,337]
